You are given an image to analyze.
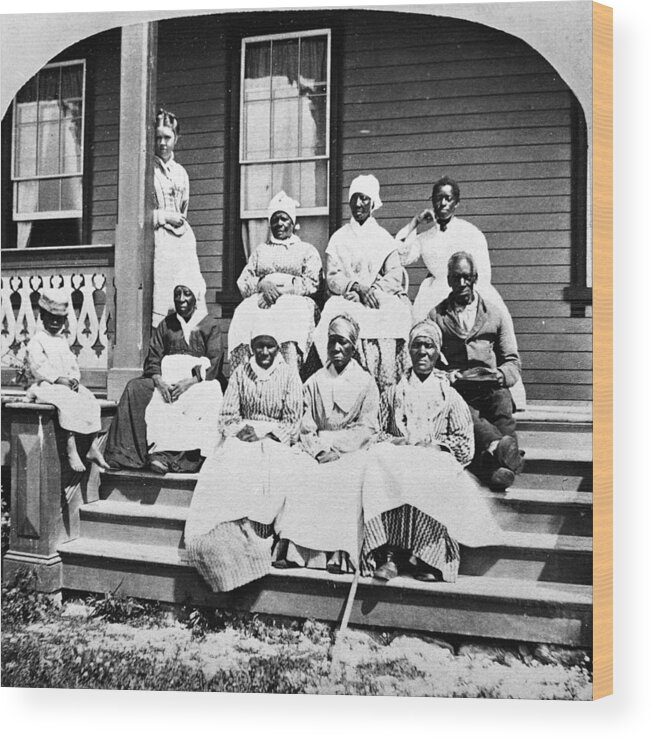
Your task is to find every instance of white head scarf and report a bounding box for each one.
[267,191,299,224]
[174,268,207,342]
[348,174,383,212]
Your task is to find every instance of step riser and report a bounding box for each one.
[60,556,592,647]
[459,549,591,585]
[491,507,592,537]
[80,517,185,550]
[100,480,194,508]
[84,504,592,545]
[515,421,592,434]
[513,474,592,492]
[80,514,590,584]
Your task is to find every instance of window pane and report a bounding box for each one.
[15,180,38,214]
[16,101,37,125]
[38,178,60,212]
[16,76,37,104]
[61,176,82,211]
[299,160,328,208]
[300,36,327,93]
[61,64,83,100]
[272,98,299,158]
[38,67,61,121]
[244,42,270,102]
[300,94,327,156]
[242,163,273,211]
[271,161,301,204]
[243,100,271,160]
[271,39,298,98]
[15,124,37,177]
[62,116,83,173]
[37,119,61,176]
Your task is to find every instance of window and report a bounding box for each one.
[240,30,330,256]
[11,60,86,248]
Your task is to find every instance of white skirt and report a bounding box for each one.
[153,225,207,326]
[363,442,503,547]
[27,382,101,435]
[275,449,369,568]
[144,355,222,456]
[185,435,306,540]
[227,293,315,358]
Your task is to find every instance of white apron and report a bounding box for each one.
[144,354,222,456]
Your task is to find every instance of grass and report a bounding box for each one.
[1,569,593,698]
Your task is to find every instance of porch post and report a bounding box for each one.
[107,22,158,401]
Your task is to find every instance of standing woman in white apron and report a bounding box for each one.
[152,108,207,326]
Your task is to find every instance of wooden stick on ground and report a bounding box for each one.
[328,568,361,681]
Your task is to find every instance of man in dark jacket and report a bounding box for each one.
[430,251,523,490]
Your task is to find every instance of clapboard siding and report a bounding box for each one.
[27,12,589,402]
[338,14,589,402]
[157,17,229,300]
[86,30,121,246]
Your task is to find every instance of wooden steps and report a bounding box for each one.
[59,538,592,647]
[58,416,593,647]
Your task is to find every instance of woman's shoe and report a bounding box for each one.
[149,457,169,475]
[413,570,440,582]
[373,549,398,581]
[272,559,300,570]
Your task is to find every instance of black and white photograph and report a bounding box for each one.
[1,1,602,701]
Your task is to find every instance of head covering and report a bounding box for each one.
[38,287,69,316]
[408,321,443,354]
[328,313,360,346]
[267,191,299,224]
[173,268,205,304]
[249,311,280,347]
[348,174,382,212]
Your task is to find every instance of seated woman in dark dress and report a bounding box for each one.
[104,272,224,474]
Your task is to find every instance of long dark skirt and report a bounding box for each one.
[104,377,155,469]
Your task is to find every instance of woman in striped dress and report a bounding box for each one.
[273,314,379,574]
[362,321,503,582]
[184,318,303,592]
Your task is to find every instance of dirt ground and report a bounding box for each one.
[1,599,592,699]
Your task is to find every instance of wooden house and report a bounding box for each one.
[1,6,597,648]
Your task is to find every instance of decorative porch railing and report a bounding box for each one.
[1,270,114,383]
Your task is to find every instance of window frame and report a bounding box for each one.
[11,58,87,225]
[239,28,331,219]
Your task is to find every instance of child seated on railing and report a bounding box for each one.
[25,287,109,472]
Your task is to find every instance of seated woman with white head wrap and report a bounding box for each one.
[362,320,503,582]
[185,313,304,592]
[273,314,380,574]
[104,271,225,474]
[313,174,413,388]
[228,191,323,373]
[144,269,224,473]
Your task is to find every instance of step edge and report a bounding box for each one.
[59,539,593,607]
[75,506,593,551]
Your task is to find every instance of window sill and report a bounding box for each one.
[563,286,592,305]
[563,285,592,318]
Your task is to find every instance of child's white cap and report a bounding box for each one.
[38,287,69,316]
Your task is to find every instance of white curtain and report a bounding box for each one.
[241,218,270,260]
